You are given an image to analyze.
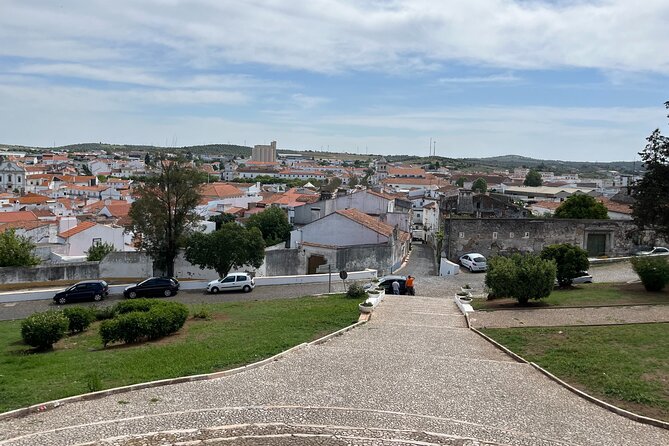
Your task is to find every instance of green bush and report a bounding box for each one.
[93,306,116,321]
[630,256,669,291]
[62,307,96,333]
[485,254,556,305]
[100,300,189,346]
[541,243,589,287]
[346,282,366,298]
[21,311,69,350]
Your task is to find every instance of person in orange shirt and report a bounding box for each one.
[406,275,415,296]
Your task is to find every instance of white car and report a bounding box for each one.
[207,273,255,293]
[459,253,487,272]
[635,247,669,256]
[572,271,593,284]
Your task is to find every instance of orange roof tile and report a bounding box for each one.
[0,211,38,223]
[336,208,395,238]
[0,220,52,232]
[103,203,131,217]
[59,221,97,238]
[200,183,245,199]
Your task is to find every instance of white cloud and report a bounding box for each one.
[438,73,521,84]
[1,1,668,74]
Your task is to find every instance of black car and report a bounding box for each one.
[53,280,109,304]
[370,275,408,295]
[123,277,179,299]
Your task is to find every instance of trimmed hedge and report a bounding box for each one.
[21,311,69,350]
[100,300,189,346]
[63,307,96,333]
[346,283,366,298]
[631,256,669,291]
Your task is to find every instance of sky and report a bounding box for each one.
[1,1,668,162]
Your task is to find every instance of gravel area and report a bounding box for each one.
[1,296,666,446]
[589,261,640,283]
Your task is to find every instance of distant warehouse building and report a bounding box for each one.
[252,141,277,163]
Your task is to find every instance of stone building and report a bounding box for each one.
[0,157,26,193]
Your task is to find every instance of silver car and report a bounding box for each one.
[459,253,487,272]
[207,273,255,294]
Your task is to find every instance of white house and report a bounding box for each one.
[57,221,129,256]
[292,189,396,225]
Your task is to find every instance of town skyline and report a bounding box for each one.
[1,1,668,162]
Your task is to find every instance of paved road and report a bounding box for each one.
[1,296,666,445]
[0,282,344,321]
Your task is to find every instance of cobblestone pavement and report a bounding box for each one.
[470,304,669,328]
[1,296,667,446]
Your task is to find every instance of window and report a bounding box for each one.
[222,276,235,283]
[523,232,530,238]
[509,232,515,238]
[492,232,498,240]
[92,238,102,246]
[459,232,465,239]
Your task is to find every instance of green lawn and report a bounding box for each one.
[0,294,359,413]
[482,323,669,421]
[472,283,669,310]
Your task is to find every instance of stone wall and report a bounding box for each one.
[442,218,644,261]
[0,261,99,284]
[265,248,302,276]
[99,252,153,278]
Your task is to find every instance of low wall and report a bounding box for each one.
[99,252,153,279]
[255,269,377,286]
[0,262,99,284]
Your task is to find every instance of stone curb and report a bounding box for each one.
[470,327,669,431]
[0,319,367,421]
[474,303,669,312]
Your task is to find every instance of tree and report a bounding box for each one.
[455,177,465,187]
[185,223,265,277]
[144,152,152,166]
[246,207,291,246]
[86,242,116,261]
[540,243,589,287]
[128,160,204,277]
[0,229,40,267]
[524,169,543,187]
[348,175,359,187]
[630,256,669,291]
[81,164,93,176]
[632,101,669,239]
[485,254,556,305]
[209,213,237,230]
[321,177,342,192]
[554,194,609,219]
[472,177,487,193]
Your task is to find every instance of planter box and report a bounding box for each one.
[358,303,374,313]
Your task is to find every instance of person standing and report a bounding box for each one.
[392,280,400,295]
[406,275,415,296]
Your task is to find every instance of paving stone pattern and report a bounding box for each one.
[1,296,667,446]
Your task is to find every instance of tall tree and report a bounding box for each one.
[524,169,543,187]
[246,206,291,246]
[632,101,669,239]
[0,229,40,267]
[455,177,465,187]
[554,194,609,219]
[472,177,487,193]
[128,160,204,277]
[540,243,589,287]
[185,223,265,277]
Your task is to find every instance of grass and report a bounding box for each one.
[472,283,669,310]
[481,323,669,421]
[0,294,359,413]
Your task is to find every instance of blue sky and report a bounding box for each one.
[1,1,668,161]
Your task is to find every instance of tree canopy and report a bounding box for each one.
[455,177,465,187]
[540,243,589,287]
[185,223,265,277]
[632,101,669,240]
[484,254,556,305]
[554,194,609,219]
[0,229,40,267]
[246,207,291,246]
[86,242,116,261]
[472,177,487,193]
[524,169,543,187]
[128,160,204,277]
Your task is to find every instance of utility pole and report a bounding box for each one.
[429,137,432,157]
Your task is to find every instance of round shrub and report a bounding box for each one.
[93,306,116,321]
[100,300,189,346]
[63,307,96,333]
[485,254,556,305]
[21,311,69,350]
[631,256,669,291]
[346,282,366,299]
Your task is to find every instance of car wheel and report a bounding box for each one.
[128,291,137,299]
[93,294,102,301]
[243,285,251,293]
[164,289,172,297]
[210,287,219,294]
[57,296,67,305]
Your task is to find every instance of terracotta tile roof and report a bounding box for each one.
[17,193,51,205]
[381,177,449,186]
[59,221,97,238]
[336,208,396,238]
[598,197,633,215]
[0,220,52,232]
[0,211,38,223]
[260,187,319,207]
[366,190,396,201]
[200,183,245,199]
[530,201,562,211]
[223,206,245,215]
[32,209,56,218]
[387,167,426,177]
[85,199,126,212]
[103,203,131,217]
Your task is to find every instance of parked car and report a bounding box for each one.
[365,275,408,295]
[123,277,179,299]
[206,273,255,293]
[459,253,487,272]
[635,246,669,256]
[53,280,109,304]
